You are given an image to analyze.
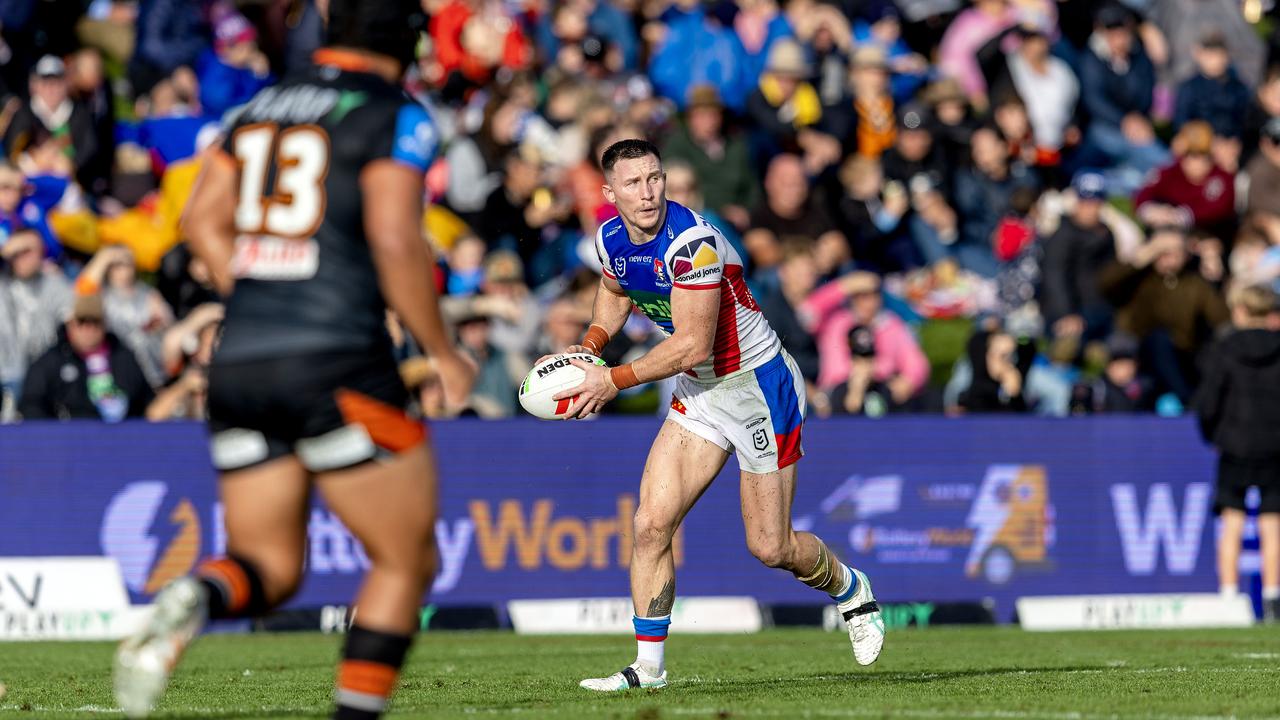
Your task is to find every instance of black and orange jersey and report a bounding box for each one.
[212,49,437,363]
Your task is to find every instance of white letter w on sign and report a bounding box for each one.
[1111,483,1212,576]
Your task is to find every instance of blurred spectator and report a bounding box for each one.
[1069,332,1151,413]
[67,48,115,197]
[1194,284,1280,618]
[800,271,929,401]
[19,293,154,421]
[745,39,841,172]
[446,234,489,297]
[196,5,274,117]
[160,302,224,380]
[649,0,748,113]
[1151,0,1264,89]
[850,3,930,103]
[157,244,220,321]
[76,245,173,386]
[0,162,62,261]
[832,46,897,160]
[1135,121,1236,240]
[937,0,1016,108]
[825,324,897,416]
[1077,4,1169,194]
[745,153,847,282]
[955,326,1036,412]
[977,22,1079,173]
[147,308,219,421]
[0,228,72,401]
[882,102,948,199]
[455,311,520,417]
[1243,118,1280,218]
[1174,33,1250,142]
[5,57,100,190]
[128,0,211,97]
[759,241,821,383]
[661,85,757,229]
[834,155,916,272]
[1242,66,1280,165]
[1041,172,1116,343]
[920,78,978,175]
[992,186,1044,336]
[476,147,573,284]
[536,0,638,72]
[1099,227,1230,404]
[949,126,1038,277]
[400,356,450,419]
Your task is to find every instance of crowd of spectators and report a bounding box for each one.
[4,0,1280,423]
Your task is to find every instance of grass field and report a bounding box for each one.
[3,627,1280,719]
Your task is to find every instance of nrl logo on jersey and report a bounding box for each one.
[613,257,627,277]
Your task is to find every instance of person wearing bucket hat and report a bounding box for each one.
[746,38,842,172]
[662,84,757,229]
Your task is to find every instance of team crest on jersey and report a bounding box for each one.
[613,256,627,277]
[654,259,666,283]
[670,236,719,281]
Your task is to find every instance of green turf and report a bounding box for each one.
[3,626,1280,719]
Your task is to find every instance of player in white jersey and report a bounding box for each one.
[549,139,885,691]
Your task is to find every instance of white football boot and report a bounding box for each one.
[114,577,208,718]
[579,662,668,691]
[838,569,885,666]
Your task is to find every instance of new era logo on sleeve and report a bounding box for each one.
[670,236,722,286]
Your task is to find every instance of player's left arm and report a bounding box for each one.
[180,148,239,297]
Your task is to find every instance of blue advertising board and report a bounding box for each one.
[0,418,1244,620]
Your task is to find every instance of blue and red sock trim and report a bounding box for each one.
[633,615,671,642]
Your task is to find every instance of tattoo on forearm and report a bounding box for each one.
[646,579,675,617]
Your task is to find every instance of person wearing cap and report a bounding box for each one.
[921,77,979,173]
[882,101,948,198]
[825,324,896,417]
[4,55,98,186]
[1243,117,1280,218]
[976,19,1080,169]
[1098,225,1228,403]
[195,6,274,117]
[661,84,757,230]
[1069,332,1151,414]
[1077,4,1169,194]
[746,39,841,172]
[1041,171,1117,342]
[1173,32,1249,144]
[0,228,72,400]
[1195,284,1280,621]
[1134,121,1236,239]
[17,292,154,421]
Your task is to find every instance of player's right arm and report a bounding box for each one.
[564,275,631,356]
[362,159,474,409]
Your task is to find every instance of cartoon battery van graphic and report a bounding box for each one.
[965,464,1054,584]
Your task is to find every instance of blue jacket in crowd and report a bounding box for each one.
[649,6,751,112]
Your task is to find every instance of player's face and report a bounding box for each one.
[604,154,666,235]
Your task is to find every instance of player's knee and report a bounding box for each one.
[248,555,304,606]
[632,510,676,556]
[747,535,791,569]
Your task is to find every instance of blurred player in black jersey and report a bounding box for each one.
[113,2,475,718]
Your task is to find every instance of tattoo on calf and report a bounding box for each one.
[646,579,675,617]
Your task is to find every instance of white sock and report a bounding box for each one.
[632,614,670,675]
[831,563,856,603]
[1220,585,1239,597]
[1264,586,1280,601]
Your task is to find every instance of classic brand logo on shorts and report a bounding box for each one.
[100,482,201,595]
[746,417,766,429]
